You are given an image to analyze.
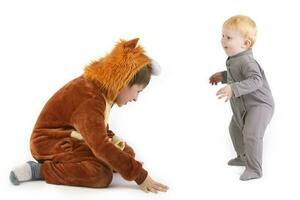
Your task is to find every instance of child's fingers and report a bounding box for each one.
[216,89,224,96]
[154,182,168,190]
[225,96,229,102]
[217,94,227,99]
[148,186,158,193]
[140,185,149,193]
[142,188,149,193]
[154,182,169,190]
[209,76,220,84]
[152,184,167,192]
[216,90,223,96]
[153,183,168,192]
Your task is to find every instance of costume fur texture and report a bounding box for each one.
[84,38,151,101]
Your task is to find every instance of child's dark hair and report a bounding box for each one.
[128,65,152,87]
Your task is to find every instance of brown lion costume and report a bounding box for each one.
[30,38,154,187]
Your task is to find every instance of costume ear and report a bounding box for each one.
[124,38,139,49]
[150,59,162,76]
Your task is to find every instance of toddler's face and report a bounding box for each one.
[221,28,248,56]
[115,84,144,107]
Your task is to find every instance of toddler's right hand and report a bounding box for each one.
[209,72,223,85]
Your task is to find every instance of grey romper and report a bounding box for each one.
[221,49,274,177]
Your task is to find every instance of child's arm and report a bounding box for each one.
[107,126,136,157]
[70,97,147,185]
[230,62,263,97]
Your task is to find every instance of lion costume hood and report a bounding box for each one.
[83,38,155,102]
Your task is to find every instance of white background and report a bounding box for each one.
[0,0,299,199]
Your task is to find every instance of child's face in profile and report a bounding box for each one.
[221,28,249,56]
[115,84,145,107]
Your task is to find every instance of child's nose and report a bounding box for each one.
[221,38,225,44]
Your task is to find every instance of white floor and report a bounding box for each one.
[3,161,299,200]
[2,121,299,200]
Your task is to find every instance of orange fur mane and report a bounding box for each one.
[84,38,151,101]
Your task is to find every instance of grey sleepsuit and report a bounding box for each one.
[221,49,274,177]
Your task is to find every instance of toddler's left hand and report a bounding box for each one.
[216,85,233,102]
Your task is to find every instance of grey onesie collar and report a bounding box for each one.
[226,48,253,66]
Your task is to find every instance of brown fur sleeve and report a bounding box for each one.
[107,126,135,158]
[70,96,147,183]
[106,127,148,184]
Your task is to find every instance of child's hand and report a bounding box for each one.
[209,72,223,85]
[139,175,169,193]
[216,85,233,102]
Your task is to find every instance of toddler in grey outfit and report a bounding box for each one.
[209,15,274,181]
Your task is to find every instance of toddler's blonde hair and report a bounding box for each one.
[223,15,257,47]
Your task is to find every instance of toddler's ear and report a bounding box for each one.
[244,39,252,48]
[124,38,139,49]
